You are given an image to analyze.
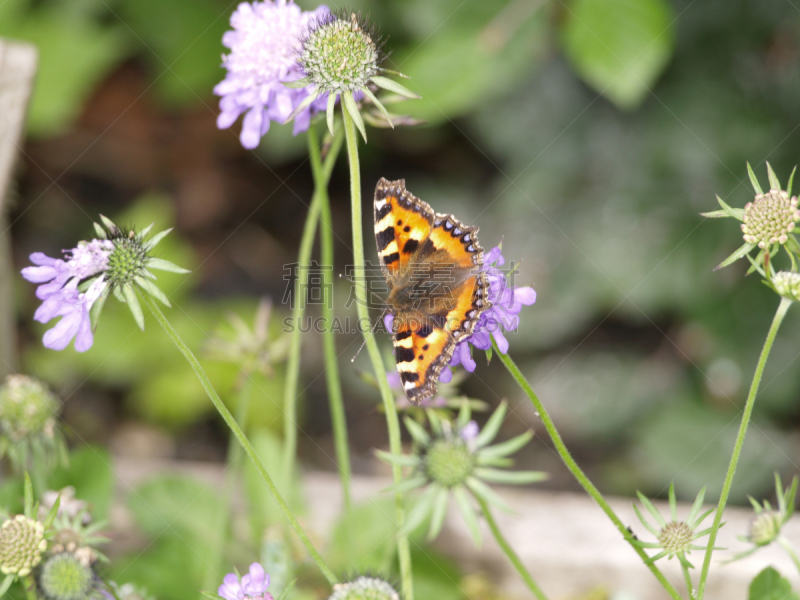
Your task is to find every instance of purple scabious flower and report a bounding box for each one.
[218,563,273,600]
[448,245,536,374]
[215,0,330,149]
[21,240,113,352]
[21,217,188,352]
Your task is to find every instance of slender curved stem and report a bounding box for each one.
[778,537,800,577]
[475,495,549,600]
[23,575,36,600]
[203,376,252,593]
[495,343,683,600]
[142,294,338,586]
[308,126,352,514]
[681,561,694,599]
[341,104,414,600]
[281,131,344,484]
[696,297,792,599]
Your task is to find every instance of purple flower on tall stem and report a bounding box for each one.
[21,240,113,352]
[21,217,187,352]
[218,563,273,600]
[215,0,330,149]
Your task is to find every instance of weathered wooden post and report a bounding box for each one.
[0,39,38,377]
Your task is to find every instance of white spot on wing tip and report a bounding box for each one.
[403,381,415,390]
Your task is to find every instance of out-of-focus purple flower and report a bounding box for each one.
[218,563,273,600]
[215,0,330,149]
[22,241,113,352]
[460,420,479,442]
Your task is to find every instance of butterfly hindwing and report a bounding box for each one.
[393,320,452,402]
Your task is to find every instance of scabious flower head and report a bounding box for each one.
[741,190,800,248]
[0,375,67,473]
[327,576,399,600]
[727,474,798,564]
[215,0,330,148]
[378,402,545,545]
[632,483,716,568]
[38,552,95,600]
[40,488,108,566]
[0,515,47,576]
[770,271,800,301]
[218,563,273,600]
[22,216,188,353]
[703,162,800,279]
[444,245,536,381]
[287,10,419,141]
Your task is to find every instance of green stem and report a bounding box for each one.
[696,297,792,599]
[495,343,683,600]
[475,495,549,600]
[778,537,800,577]
[341,104,414,600]
[681,560,694,600]
[142,294,338,586]
[308,126,352,514]
[23,575,36,600]
[281,130,345,485]
[202,376,252,593]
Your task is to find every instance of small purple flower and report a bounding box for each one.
[449,245,536,371]
[218,563,273,600]
[460,420,479,441]
[22,218,187,352]
[21,240,113,352]
[215,0,330,149]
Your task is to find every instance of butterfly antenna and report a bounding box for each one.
[351,309,390,362]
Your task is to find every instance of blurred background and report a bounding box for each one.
[3,0,800,592]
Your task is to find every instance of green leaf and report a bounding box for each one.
[453,486,481,546]
[404,416,431,445]
[89,284,111,331]
[146,258,190,274]
[370,76,420,100]
[475,401,507,447]
[748,163,764,195]
[0,574,14,597]
[473,467,547,485]
[715,242,756,271]
[427,488,450,540]
[343,92,367,143]
[560,0,676,110]
[478,430,533,461]
[23,473,33,518]
[144,228,172,251]
[135,276,171,307]
[122,285,145,330]
[748,567,800,600]
[767,162,782,192]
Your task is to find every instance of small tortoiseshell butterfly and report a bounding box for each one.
[374,178,491,403]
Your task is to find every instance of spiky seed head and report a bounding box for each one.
[424,438,475,488]
[748,511,782,546]
[301,12,381,95]
[658,521,693,554]
[39,553,94,600]
[0,515,47,576]
[327,576,400,600]
[105,228,148,289]
[741,190,800,248]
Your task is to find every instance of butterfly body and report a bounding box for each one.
[373,178,490,403]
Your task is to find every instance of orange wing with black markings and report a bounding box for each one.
[374,177,492,404]
[374,178,434,280]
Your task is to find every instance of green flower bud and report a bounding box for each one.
[424,439,475,488]
[741,190,800,248]
[39,553,94,600]
[0,515,47,576]
[0,375,59,442]
[771,271,800,301]
[301,12,381,96]
[657,521,694,554]
[327,577,400,600]
[748,511,782,546]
